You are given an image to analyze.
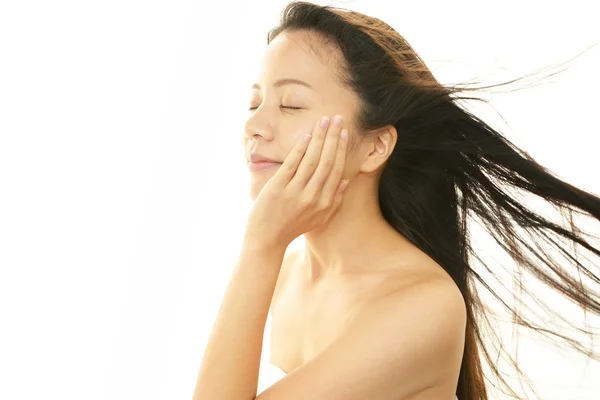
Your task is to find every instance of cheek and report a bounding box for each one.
[281,116,345,156]
[282,123,314,153]
[292,117,316,138]
[289,128,307,144]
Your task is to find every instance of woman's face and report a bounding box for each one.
[243,30,362,200]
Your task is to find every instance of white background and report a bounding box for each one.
[1,0,599,399]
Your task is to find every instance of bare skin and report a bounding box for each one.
[270,243,465,399]
[194,27,466,399]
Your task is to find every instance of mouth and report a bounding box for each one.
[247,160,282,172]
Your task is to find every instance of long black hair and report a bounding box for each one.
[266,2,600,399]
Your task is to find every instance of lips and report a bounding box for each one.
[249,153,280,163]
[247,160,282,172]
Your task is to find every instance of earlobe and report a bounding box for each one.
[359,142,387,174]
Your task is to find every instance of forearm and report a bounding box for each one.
[193,242,286,400]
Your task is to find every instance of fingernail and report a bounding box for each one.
[332,115,343,127]
[341,129,348,140]
[320,116,330,128]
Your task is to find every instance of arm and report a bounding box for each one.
[270,249,299,314]
[192,242,286,400]
[192,112,345,398]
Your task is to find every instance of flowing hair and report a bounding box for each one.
[265,2,600,399]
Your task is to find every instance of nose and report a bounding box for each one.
[243,107,276,143]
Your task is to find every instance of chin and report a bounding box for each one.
[249,178,267,201]
[248,168,279,200]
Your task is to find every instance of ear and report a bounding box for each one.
[358,125,397,174]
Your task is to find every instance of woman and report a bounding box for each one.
[194,2,600,399]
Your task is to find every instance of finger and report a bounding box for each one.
[305,115,344,194]
[271,132,313,187]
[320,127,348,202]
[288,115,331,189]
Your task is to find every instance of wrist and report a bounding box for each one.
[241,238,288,257]
[238,239,287,277]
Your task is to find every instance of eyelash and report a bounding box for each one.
[248,105,303,111]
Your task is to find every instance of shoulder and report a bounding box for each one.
[348,276,467,381]
[332,276,467,392]
[257,274,467,399]
[363,266,467,345]
[358,276,466,337]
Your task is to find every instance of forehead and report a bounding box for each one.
[257,30,351,96]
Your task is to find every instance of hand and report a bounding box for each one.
[244,115,350,251]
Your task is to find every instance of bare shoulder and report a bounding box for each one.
[342,275,467,388]
[370,274,466,326]
[349,251,465,318]
[359,272,465,362]
[372,255,466,327]
[257,265,467,399]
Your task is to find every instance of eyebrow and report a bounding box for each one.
[251,78,314,91]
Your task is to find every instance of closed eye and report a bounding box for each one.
[248,105,303,111]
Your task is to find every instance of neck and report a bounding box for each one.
[301,176,410,282]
